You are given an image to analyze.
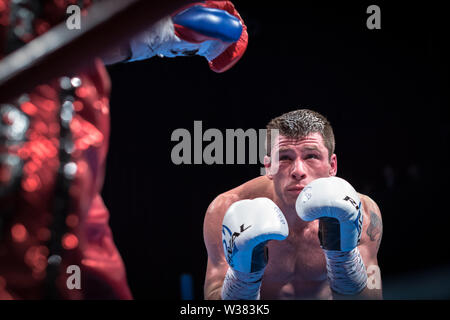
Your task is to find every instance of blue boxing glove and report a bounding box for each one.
[172,5,242,43]
[296,177,368,295]
[127,1,248,73]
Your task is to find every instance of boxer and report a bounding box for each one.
[203,109,383,299]
[0,0,247,299]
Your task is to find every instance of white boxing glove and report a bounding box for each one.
[296,176,363,252]
[221,197,288,299]
[296,177,367,295]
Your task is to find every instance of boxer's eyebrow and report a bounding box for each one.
[301,146,321,152]
[277,147,294,153]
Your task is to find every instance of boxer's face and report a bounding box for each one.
[265,132,337,207]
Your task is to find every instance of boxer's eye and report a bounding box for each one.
[305,154,319,160]
[279,155,292,161]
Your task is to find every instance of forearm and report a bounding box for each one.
[204,286,223,300]
[101,43,131,65]
[332,286,383,300]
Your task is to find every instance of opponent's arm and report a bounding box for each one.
[101,44,132,65]
[102,1,248,72]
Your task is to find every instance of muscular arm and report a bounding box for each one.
[333,194,383,300]
[203,193,239,300]
[203,177,274,299]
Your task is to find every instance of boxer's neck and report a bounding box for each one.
[276,201,309,232]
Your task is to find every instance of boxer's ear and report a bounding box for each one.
[264,155,274,179]
[329,154,337,176]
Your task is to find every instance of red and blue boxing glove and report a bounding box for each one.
[127,1,248,73]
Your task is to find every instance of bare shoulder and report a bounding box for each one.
[357,193,383,250]
[204,176,273,224]
[237,176,274,199]
[358,193,383,227]
[203,191,240,240]
[203,176,274,254]
[202,176,275,299]
[358,193,382,216]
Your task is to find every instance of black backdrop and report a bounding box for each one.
[102,1,450,299]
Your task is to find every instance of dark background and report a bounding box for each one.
[102,1,450,299]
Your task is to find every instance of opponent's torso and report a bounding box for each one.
[0,0,131,299]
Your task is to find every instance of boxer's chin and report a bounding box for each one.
[283,193,299,208]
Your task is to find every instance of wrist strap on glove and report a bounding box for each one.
[221,267,264,300]
[323,247,368,295]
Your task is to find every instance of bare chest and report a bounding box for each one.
[261,221,331,299]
